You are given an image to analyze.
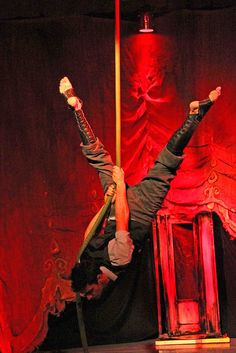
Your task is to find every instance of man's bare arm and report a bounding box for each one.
[112,166,129,231]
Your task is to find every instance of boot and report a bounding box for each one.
[61,85,96,145]
[167,98,213,156]
[196,98,213,122]
[73,108,96,145]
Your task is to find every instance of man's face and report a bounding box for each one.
[79,273,110,300]
[79,282,105,300]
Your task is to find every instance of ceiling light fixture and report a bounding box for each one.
[139,12,154,33]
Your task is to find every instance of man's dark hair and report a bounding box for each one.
[70,259,102,292]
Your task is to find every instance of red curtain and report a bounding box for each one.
[1,7,236,352]
[121,10,236,238]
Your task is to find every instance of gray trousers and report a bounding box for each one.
[82,139,184,226]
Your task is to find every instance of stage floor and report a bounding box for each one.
[38,337,236,353]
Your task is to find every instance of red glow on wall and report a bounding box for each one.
[121,34,182,185]
[125,34,173,78]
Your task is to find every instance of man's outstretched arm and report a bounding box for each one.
[112,166,129,231]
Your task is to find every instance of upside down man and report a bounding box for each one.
[59,77,221,301]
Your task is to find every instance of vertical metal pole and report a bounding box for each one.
[75,6,121,351]
[76,294,89,353]
[115,0,121,167]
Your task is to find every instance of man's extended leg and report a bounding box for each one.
[59,77,96,145]
[127,87,222,226]
[59,76,114,193]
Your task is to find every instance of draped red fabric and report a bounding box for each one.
[0,15,116,352]
[121,9,236,239]
[0,7,236,352]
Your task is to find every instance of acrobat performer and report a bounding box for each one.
[59,77,221,301]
